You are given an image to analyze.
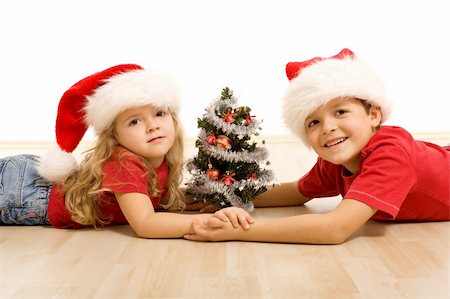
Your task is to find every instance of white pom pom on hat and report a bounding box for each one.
[38,64,180,182]
[282,48,391,147]
[38,145,78,183]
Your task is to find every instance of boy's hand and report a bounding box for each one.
[180,187,220,212]
[184,201,220,212]
[213,207,254,229]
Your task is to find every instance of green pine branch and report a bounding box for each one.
[220,87,233,100]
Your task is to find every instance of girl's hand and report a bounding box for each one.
[213,207,254,230]
[184,217,241,242]
[183,207,253,242]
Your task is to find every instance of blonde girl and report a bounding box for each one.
[0,64,252,238]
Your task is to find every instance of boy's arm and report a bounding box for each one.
[178,186,219,212]
[254,181,311,207]
[185,199,377,244]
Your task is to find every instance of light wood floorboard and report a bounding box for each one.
[1,141,449,298]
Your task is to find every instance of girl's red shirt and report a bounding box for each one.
[47,147,169,228]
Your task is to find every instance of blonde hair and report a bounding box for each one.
[62,110,185,228]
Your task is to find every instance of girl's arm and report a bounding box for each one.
[184,199,377,245]
[115,192,252,238]
[253,181,311,207]
[116,192,210,238]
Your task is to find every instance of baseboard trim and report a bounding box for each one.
[1,132,449,157]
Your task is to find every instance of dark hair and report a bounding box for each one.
[357,98,381,130]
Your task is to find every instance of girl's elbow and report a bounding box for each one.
[131,222,157,238]
[134,228,164,239]
[129,214,159,238]
[133,226,149,238]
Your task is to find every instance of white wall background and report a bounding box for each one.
[1,0,449,142]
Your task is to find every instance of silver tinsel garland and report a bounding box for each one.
[197,130,269,163]
[204,101,261,136]
[185,168,275,212]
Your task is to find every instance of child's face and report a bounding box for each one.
[304,98,381,174]
[115,105,176,167]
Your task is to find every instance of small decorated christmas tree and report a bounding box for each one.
[185,87,274,212]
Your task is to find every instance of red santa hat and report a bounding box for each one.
[38,64,180,182]
[283,48,391,146]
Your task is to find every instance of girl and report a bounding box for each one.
[0,64,252,238]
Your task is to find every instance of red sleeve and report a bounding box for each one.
[298,158,341,198]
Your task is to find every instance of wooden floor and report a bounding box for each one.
[1,140,449,298]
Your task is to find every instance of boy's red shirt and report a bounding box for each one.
[47,147,168,228]
[298,126,450,221]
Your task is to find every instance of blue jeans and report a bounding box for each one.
[0,154,52,225]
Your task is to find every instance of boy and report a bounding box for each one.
[185,48,450,244]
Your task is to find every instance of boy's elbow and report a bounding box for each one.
[324,222,352,245]
[328,232,349,245]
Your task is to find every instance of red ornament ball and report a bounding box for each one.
[206,168,220,180]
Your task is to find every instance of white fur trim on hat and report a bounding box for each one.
[282,57,391,147]
[84,68,180,134]
[37,145,78,183]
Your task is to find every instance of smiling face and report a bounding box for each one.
[114,105,176,167]
[304,97,382,174]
